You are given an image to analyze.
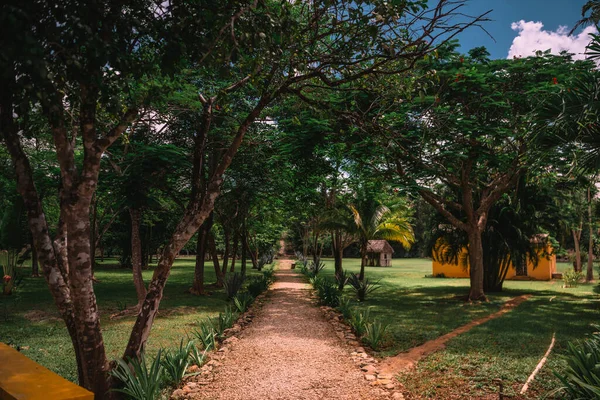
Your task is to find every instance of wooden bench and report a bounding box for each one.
[0,342,93,400]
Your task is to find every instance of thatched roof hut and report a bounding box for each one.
[366,240,394,267]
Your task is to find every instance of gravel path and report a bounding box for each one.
[191,260,389,400]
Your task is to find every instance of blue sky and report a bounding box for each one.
[450,0,592,59]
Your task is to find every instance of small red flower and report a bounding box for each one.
[460,57,464,63]
[553,77,558,85]
[3,275,11,284]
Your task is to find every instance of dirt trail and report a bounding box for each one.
[191,260,389,400]
[378,294,532,374]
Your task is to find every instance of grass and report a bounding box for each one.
[0,257,267,382]
[317,257,599,399]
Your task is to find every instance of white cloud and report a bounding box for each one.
[507,20,597,60]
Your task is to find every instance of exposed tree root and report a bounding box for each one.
[520,332,556,395]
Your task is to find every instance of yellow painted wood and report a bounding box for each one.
[432,242,557,280]
[0,343,93,400]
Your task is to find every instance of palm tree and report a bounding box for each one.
[320,205,358,277]
[350,199,414,280]
[570,1,600,35]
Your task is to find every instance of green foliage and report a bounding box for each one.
[189,344,207,368]
[563,269,585,288]
[363,320,389,350]
[161,339,194,385]
[348,273,380,302]
[312,276,342,307]
[210,307,237,338]
[232,292,254,313]
[349,308,372,337]
[337,296,353,320]
[247,275,270,298]
[192,321,216,351]
[309,261,326,277]
[554,327,600,399]
[223,272,246,300]
[110,352,164,400]
[335,270,349,291]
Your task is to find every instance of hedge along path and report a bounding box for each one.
[190,259,389,400]
[378,294,532,375]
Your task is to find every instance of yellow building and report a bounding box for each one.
[431,239,557,281]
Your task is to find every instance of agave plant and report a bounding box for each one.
[349,307,371,337]
[555,326,600,398]
[110,351,164,400]
[162,339,194,385]
[223,272,245,299]
[193,320,216,350]
[363,320,389,350]
[348,273,380,302]
[233,292,254,313]
[335,269,349,291]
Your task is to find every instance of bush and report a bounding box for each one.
[363,320,389,350]
[555,326,600,398]
[162,339,194,385]
[262,267,275,283]
[110,351,165,400]
[563,269,584,288]
[337,296,353,320]
[335,269,349,291]
[347,273,380,301]
[233,292,254,313]
[313,277,341,307]
[309,261,326,277]
[224,272,245,299]
[247,275,269,297]
[349,307,371,337]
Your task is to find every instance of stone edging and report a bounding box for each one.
[317,304,406,400]
[171,289,271,399]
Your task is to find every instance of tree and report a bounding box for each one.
[347,47,594,299]
[349,197,414,280]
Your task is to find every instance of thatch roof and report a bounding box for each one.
[367,240,394,254]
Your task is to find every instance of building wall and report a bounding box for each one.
[380,252,392,267]
[432,245,556,281]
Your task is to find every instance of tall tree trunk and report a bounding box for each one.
[129,208,147,306]
[221,230,230,275]
[230,234,238,273]
[245,233,258,269]
[358,242,367,281]
[191,215,213,295]
[332,232,343,277]
[90,195,97,275]
[31,236,39,277]
[209,233,224,287]
[241,226,247,275]
[467,228,486,301]
[588,186,594,282]
[573,228,582,272]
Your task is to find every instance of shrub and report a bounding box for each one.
[224,272,245,299]
[233,292,254,313]
[347,273,380,301]
[555,327,600,398]
[247,275,269,297]
[349,307,371,337]
[363,320,389,350]
[110,351,165,400]
[192,320,216,350]
[309,261,326,277]
[162,339,194,385]
[563,269,584,288]
[337,296,353,320]
[314,277,341,307]
[262,267,275,283]
[335,269,349,291]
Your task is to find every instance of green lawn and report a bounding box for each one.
[0,258,266,382]
[317,257,599,399]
